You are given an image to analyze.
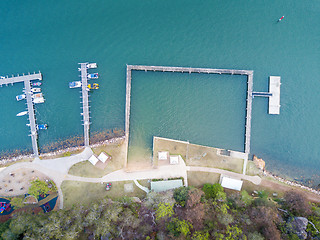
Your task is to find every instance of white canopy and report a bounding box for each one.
[158,151,169,161]
[88,155,99,165]
[169,155,179,165]
[220,176,243,191]
[98,152,110,163]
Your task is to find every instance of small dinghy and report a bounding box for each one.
[16,111,28,116]
[16,94,26,101]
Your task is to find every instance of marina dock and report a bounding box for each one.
[79,63,90,146]
[268,76,281,114]
[125,65,254,161]
[24,80,39,156]
[0,72,42,156]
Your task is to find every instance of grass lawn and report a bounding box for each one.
[153,136,244,173]
[68,140,126,178]
[187,171,220,187]
[61,180,146,209]
[246,161,261,176]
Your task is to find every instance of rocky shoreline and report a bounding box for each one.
[253,155,320,196]
[0,136,125,166]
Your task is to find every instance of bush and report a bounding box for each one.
[202,183,225,201]
[166,218,192,237]
[10,197,24,209]
[28,179,49,199]
[241,190,253,206]
[173,186,190,207]
[284,191,312,216]
[155,203,174,221]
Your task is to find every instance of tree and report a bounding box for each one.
[167,218,193,237]
[192,231,209,240]
[173,186,190,207]
[28,179,50,199]
[284,191,312,216]
[225,225,247,240]
[202,183,225,200]
[156,203,174,221]
[10,197,24,209]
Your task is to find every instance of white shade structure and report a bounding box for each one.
[88,155,99,165]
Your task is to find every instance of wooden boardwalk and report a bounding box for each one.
[0,72,42,156]
[79,63,90,147]
[125,65,254,164]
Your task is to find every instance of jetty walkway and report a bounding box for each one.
[79,63,90,147]
[125,65,254,160]
[0,72,42,156]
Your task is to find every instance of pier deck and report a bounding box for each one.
[125,65,254,165]
[268,76,281,114]
[24,80,39,156]
[0,72,42,86]
[0,72,42,156]
[79,63,90,146]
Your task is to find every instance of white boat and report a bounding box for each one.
[31,88,41,93]
[16,94,26,101]
[33,97,45,104]
[32,93,43,99]
[16,111,28,116]
[87,63,97,69]
[69,81,82,88]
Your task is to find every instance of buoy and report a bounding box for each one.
[278,16,284,22]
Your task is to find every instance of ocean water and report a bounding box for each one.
[0,0,319,186]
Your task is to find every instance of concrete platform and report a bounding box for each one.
[268,76,281,114]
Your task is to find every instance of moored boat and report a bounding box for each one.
[87,73,99,79]
[32,93,43,99]
[16,111,28,116]
[33,97,45,104]
[37,124,48,130]
[32,82,42,87]
[87,63,97,69]
[31,88,41,93]
[87,83,99,90]
[16,94,26,101]
[69,81,82,88]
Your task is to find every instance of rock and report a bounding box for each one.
[131,197,141,203]
[289,217,309,239]
[253,155,265,171]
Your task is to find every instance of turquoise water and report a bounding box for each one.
[0,1,319,186]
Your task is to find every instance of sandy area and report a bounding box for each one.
[0,168,50,197]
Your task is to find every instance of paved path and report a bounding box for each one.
[133,180,150,193]
[186,166,261,185]
[0,148,262,209]
[0,147,93,209]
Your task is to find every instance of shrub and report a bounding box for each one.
[28,179,49,199]
[166,218,192,237]
[202,183,225,201]
[173,186,190,207]
[155,203,174,221]
[284,191,312,216]
[10,197,24,209]
[241,190,253,206]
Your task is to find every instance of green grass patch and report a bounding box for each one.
[61,180,146,209]
[68,141,126,178]
[187,171,220,187]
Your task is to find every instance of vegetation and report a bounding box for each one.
[1,183,319,240]
[28,179,50,199]
[10,197,24,209]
